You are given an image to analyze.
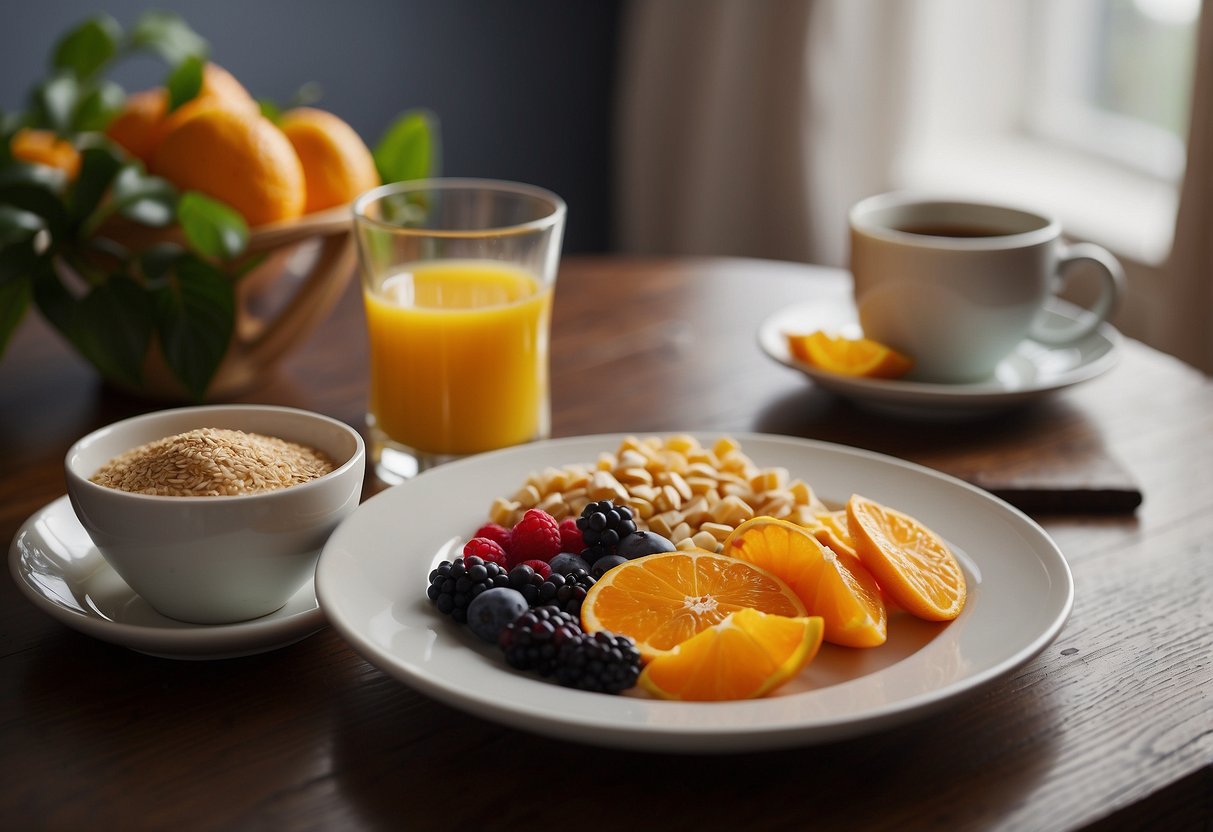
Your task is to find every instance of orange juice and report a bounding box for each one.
[363,260,553,456]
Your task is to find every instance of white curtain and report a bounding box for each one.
[615,0,912,267]
[1164,2,1213,373]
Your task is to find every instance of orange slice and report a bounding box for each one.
[846,494,966,621]
[812,509,857,559]
[786,331,912,379]
[638,608,824,701]
[722,516,887,647]
[580,549,807,660]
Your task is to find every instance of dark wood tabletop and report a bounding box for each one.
[2,255,1210,831]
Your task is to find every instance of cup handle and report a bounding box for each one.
[1028,242,1125,346]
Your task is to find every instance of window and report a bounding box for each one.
[892,0,1200,266]
[1027,0,1199,181]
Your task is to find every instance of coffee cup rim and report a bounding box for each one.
[849,192,1061,249]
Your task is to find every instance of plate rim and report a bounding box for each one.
[8,495,326,660]
[316,432,1074,751]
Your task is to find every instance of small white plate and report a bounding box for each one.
[316,433,1073,752]
[758,289,1120,415]
[9,496,326,660]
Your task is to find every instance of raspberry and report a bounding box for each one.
[509,509,561,565]
[558,517,584,554]
[474,522,513,555]
[520,559,552,579]
[462,537,509,567]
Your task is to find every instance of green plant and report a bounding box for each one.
[0,11,438,399]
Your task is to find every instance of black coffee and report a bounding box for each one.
[896,224,1015,238]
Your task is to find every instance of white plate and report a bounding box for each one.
[758,289,1120,415]
[9,496,326,660]
[316,433,1073,752]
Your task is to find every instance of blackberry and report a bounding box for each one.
[426,556,509,624]
[576,500,637,554]
[535,568,596,616]
[498,605,582,676]
[553,630,642,694]
[497,605,642,694]
[506,563,547,605]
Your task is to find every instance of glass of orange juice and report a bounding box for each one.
[352,179,566,482]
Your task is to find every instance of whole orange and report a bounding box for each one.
[108,63,258,167]
[279,107,380,212]
[153,108,305,227]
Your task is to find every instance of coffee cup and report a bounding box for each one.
[848,193,1124,383]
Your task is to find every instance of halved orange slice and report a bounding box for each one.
[722,515,887,647]
[845,494,966,621]
[638,607,824,701]
[786,331,912,379]
[580,549,807,660]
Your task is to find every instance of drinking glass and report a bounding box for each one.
[352,179,566,482]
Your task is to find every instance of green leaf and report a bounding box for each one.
[52,16,121,81]
[374,109,440,184]
[0,206,45,248]
[128,11,208,67]
[0,162,71,238]
[28,73,80,133]
[166,55,205,113]
[33,263,154,388]
[110,165,177,227]
[0,262,32,357]
[70,80,124,132]
[69,144,124,222]
[177,191,247,260]
[258,98,282,123]
[138,242,186,285]
[155,255,234,399]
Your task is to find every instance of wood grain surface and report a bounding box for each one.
[1,255,1209,832]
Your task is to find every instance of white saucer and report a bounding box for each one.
[8,496,326,660]
[758,290,1120,415]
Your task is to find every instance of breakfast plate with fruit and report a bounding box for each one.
[758,294,1120,414]
[316,433,1073,752]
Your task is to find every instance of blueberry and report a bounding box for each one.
[549,552,591,576]
[590,554,628,579]
[466,587,529,643]
[616,530,676,559]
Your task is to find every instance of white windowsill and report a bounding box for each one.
[891,135,1179,267]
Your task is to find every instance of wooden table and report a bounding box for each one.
[2,256,1209,831]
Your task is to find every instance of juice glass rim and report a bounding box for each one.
[352,178,568,239]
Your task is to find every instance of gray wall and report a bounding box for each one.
[0,0,621,252]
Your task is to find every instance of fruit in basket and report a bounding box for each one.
[580,549,807,660]
[10,129,81,178]
[846,494,967,621]
[723,515,887,648]
[153,108,306,226]
[106,63,258,166]
[280,107,380,213]
[638,607,824,701]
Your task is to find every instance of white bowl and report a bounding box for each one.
[65,405,365,624]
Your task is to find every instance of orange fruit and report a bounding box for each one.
[580,549,807,661]
[153,108,305,227]
[10,129,80,178]
[846,494,966,621]
[109,64,258,166]
[279,107,380,213]
[812,509,857,559]
[786,331,912,379]
[722,515,887,648]
[638,607,824,701]
[104,89,167,165]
